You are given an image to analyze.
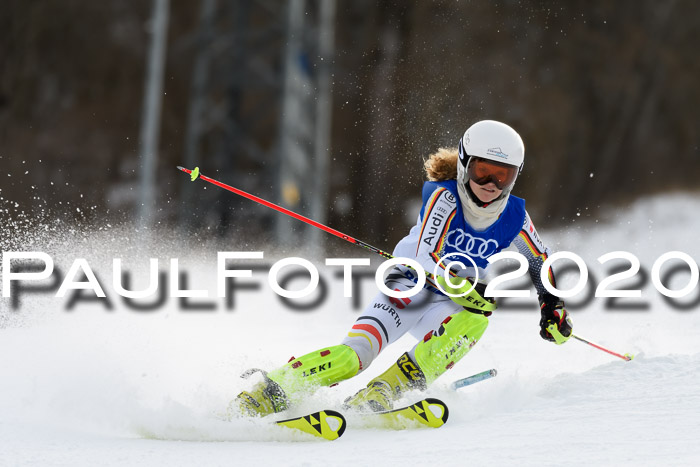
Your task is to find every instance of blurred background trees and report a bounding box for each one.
[1,0,699,250]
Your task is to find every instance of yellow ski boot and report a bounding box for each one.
[230,369,289,417]
[231,345,361,417]
[344,352,426,412]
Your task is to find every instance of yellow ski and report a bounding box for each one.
[276,410,347,441]
[357,398,449,430]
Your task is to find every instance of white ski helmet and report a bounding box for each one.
[457,120,525,188]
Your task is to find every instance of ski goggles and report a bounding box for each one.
[467,157,518,190]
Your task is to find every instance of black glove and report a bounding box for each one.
[538,294,572,344]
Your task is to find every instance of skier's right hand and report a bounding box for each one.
[435,274,496,315]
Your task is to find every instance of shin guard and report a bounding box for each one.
[412,311,489,385]
[267,344,360,399]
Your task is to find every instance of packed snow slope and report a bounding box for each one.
[1,193,700,467]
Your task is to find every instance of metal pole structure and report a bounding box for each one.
[179,0,216,230]
[275,0,306,246]
[309,0,337,253]
[138,0,170,230]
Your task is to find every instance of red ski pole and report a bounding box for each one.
[177,166,396,259]
[572,334,634,361]
[177,166,496,313]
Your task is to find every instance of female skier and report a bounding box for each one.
[234,120,572,416]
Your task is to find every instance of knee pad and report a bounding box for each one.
[412,311,489,385]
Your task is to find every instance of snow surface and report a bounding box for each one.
[2,193,700,467]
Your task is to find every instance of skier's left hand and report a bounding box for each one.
[539,294,572,344]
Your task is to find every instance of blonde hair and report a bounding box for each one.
[424,147,458,181]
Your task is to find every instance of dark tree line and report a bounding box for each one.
[1,0,699,247]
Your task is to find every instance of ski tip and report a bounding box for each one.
[624,353,634,361]
[450,368,498,390]
[423,398,449,425]
[324,410,347,439]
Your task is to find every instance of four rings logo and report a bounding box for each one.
[444,229,499,258]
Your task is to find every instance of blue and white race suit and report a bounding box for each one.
[342,180,557,369]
